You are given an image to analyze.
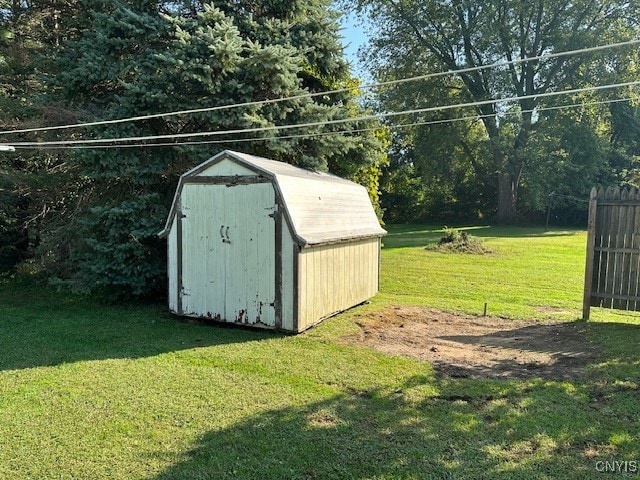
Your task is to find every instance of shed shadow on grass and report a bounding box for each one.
[152,321,640,479]
[0,283,278,371]
[150,371,633,480]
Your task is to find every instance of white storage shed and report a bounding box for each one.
[158,150,386,333]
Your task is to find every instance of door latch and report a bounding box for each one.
[220,225,231,243]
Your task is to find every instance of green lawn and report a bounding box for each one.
[0,225,639,479]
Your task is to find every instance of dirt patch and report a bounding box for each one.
[348,306,599,380]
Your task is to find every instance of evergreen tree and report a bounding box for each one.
[0,0,84,273]
[48,0,385,296]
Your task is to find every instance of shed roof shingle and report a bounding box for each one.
[159,150,386,245]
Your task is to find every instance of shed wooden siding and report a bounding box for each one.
[297,237,380,331]
[280,221,297,331]
[199,157,255,177]
[167,220,179,313]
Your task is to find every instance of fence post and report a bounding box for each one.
[582,187,598,320]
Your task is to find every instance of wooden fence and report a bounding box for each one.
[583,186,640,319]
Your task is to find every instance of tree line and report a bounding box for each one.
[2,0,640,298]
[0,0,386,296]
[349,0,640,224]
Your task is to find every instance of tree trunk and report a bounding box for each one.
[497,172,517,222]
[485,121,518,223]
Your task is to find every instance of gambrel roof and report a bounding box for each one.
[158,150,386,246]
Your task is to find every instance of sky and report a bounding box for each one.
[338,10,369,76]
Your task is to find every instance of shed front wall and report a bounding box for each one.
[167,220,179,313]
[176,181,277,326]
[199,157,256,176]
[297,237,380,331]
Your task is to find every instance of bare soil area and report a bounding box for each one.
[348,306,599,380]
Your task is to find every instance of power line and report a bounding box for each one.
[548,192,590,203]
[7,80,640,147]
[1,38,639,137]
[13,96,633,150]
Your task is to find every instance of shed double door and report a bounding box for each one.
[180,181,276,326]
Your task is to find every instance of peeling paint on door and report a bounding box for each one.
[179,182,276,326]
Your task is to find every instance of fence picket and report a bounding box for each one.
[584,186,640,318]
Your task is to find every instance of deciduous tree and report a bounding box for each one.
[348,0,640,221]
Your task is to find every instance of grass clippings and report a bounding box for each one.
[426,227,493,254]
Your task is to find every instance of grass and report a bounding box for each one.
[0,225,639,479]
[380,224,638,322]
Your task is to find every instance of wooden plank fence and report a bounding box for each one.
[583,186,640,319]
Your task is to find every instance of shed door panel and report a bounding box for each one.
[180,182,276,326]
[223,183,276,325]
[180,184,226,318]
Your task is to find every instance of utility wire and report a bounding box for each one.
[548,192,590,203]
[7,80,640,147]
[13,96,633,150]
[1,38,639,136]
